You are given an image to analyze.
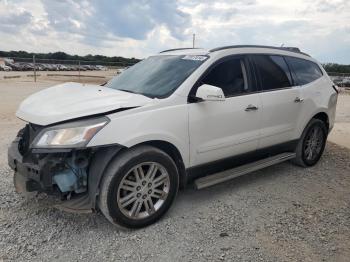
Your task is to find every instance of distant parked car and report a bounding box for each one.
[79,65,87,71]
[330,76,342,85]
[42,64,53,71]
[0,64,12,71]
[96,65,108,71]
[10,62,21,71]
[52,64,60,71]
[5,61,19,71]
[24,63,35,71]
[116,68,126,74]
[36,64,44,71]
[57,65,67,71]
[70,65,80,71]
[2,60,106,72]
[342,77,350,86]
[83,65,93,70]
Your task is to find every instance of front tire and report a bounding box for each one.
[98,145,179,228]
[292,118,328,167]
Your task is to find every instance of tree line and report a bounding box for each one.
[1,50,349,72]
[322,63,350,74]
[0,50,140,66]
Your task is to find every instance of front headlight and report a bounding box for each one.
[32,117,109,148]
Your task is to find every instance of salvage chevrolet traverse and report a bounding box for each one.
[8,45,338,228]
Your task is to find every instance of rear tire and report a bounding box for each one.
[292,118,328,167]
[98,145,179,228]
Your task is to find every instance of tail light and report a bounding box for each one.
[332,84,339,94]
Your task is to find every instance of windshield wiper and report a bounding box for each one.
[116,89,154,99]
[117,89,137,94]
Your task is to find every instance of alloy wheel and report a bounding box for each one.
[304,125,324,161]
[117,162,170,220]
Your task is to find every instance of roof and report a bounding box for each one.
[209,45,310,56]
[158,48,209,56]
[159,48,202,53]
[159,45,310,58]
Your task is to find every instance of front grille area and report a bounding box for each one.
[17,124,44,155]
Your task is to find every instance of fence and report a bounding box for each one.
[3,57,350,87]
[2,56,138,82]
[328,72,350,88]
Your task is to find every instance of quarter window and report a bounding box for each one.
[285,57,323,85]
[201,58,248,97]
[253,55,292,91]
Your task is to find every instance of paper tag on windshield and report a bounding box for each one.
[182,55,208,61]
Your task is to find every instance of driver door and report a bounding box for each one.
[188,56,262,167]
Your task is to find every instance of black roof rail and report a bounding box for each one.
[281,47,300,52]
[159,47,201,53]
[209,45,310,56]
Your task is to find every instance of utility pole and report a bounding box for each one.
[78,60,81,82]
[193,34,196,48]
[33,54,36,82]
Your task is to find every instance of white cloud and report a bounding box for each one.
[0,0,349,63]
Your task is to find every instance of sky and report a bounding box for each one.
[0,0,349,63]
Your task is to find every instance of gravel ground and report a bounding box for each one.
[0,79,349,261]
[0,144,349,261]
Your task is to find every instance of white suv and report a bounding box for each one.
[8,45,338,228]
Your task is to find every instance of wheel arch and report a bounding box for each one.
[88,139,188,211]
[312,112,329,131]
[131,140,187,189]
[298,110,330,139]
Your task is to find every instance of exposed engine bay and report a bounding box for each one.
[14,124,91,196]
[8,123,123,212]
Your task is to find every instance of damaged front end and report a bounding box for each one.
[8,120,123,213]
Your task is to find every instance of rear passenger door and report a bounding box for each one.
[284,56,325,137]
[251,55,302,149]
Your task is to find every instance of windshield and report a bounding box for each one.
[106,55,208,98]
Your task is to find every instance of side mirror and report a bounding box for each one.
[195,84,225,101]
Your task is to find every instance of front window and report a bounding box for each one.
[201,57,249,97]
[106,55,207,98]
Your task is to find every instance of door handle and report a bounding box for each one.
[245,104,259,111]
[294,97,304,103]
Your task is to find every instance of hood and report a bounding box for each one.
[16,82,153,126]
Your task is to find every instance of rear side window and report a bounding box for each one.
[285,57,323,85]
[252,55,292,91]
[201,58,248,97]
